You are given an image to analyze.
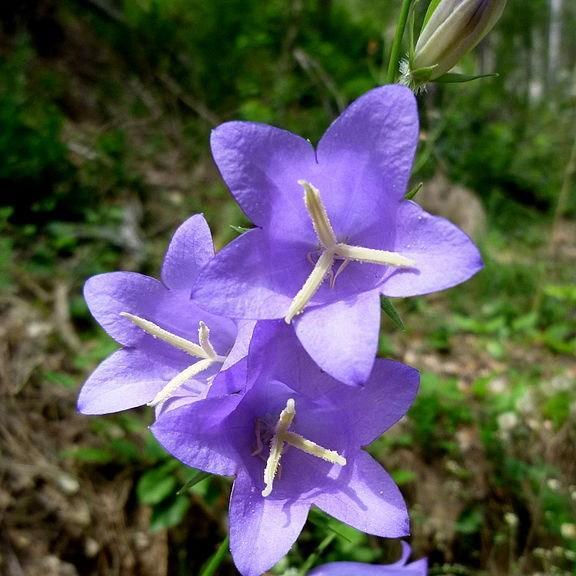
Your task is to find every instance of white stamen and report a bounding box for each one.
[261,398,345,497]
[335,244,415,268]
[122,313,226,405]
[285,181,416,322]
[147,358,215,407]
[300,180,337,249]
[198,321,218,359]
[283,431,347,465]
[262,399,296,497]
[284,250,334,324]
[121,312,206,358]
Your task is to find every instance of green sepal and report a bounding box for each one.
[405,181,423,200]
[230,224,251,233]
[433,72,499,84]
[408,0,417,61]
[380,296,405,331]
[422,0,442,28]
[409,63,438,83]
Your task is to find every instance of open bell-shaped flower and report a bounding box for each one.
[77,214,254,415]
[193,85,482,387]
[152,321,420,576]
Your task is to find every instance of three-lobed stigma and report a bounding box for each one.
[261,398,346,497]
[121,313,226,406]
[284,181,415,324]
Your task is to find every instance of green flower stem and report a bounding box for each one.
[386,0,413,84]
[299,533,336,576]
[199,535,230,576]
[533,114,576,313]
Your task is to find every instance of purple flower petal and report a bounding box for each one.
[211,122,316,227]
[220,320,256,372]
[151,395,242,476]
[294,290,381,386]
[84,272,166,347]
[240,321,344,399]
[77,348,189,415]
[310,562,425,576]
[381,201,483,297]
[313,451,409,538]
[310,540,427,575]
[193,229,300,319]
[316,85,418,234]
[161,214,214,290]
[208,357,251,399]
[229,470,310,576]
[348,359,420,445]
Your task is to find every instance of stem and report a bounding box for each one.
[199,535,230,576]
[386,0,413,84]
[548,125,576,254]
[299,533,336,576]
[532,116,576,313]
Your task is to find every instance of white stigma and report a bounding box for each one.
[261,398,346,497]
[121,313,226,406]
[284,181,415,323]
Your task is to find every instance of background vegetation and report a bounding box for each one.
[0,0,574,575]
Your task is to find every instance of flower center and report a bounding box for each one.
[121,312,226,406]
[258,398,346,497]
[284,181,415,323]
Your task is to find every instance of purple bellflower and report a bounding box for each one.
[152,321,419,576]
[309,541,427,576]
[78,214,254,415]
[193,85,483,386]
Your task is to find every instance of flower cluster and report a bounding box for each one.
[78,85,481,575]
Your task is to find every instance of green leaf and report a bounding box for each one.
[433,72,499,84]
[149,495,191,532]
[380,297,405,331]
[486,339,505,360]
[177,469,211,495]
[199,536,230,576]
[391,469,417,485]
[456,508,483,535]
[405,181,423,200]
[543,284,576,302]
[61,447,114,464]
[137,464,179,505]
[44,370,76,388]
[543,392,571,427]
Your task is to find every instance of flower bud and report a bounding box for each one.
[412,0,507,80]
